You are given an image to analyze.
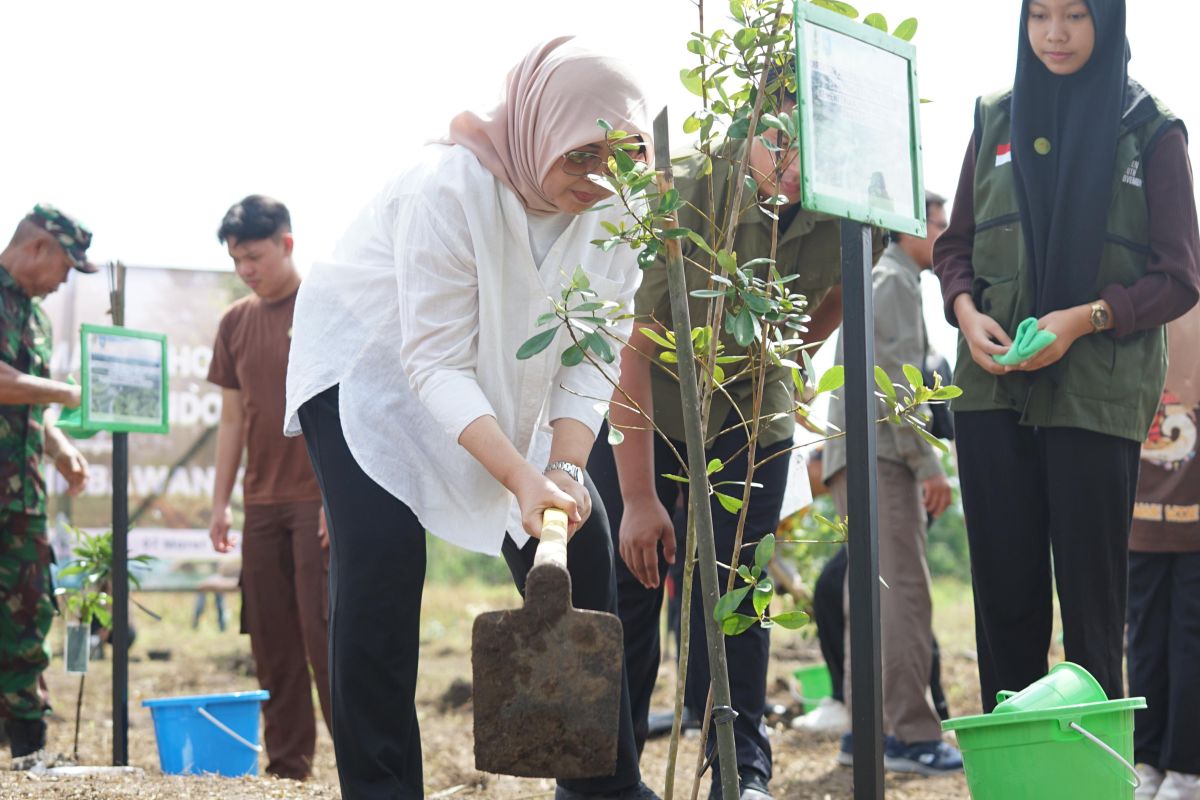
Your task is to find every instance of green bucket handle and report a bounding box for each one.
[1067,721,1139,789]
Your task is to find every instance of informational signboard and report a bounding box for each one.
[42,266,250,590]
[794,1,926,236]
[81,324,169,434]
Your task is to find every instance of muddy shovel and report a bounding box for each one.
[472,508,623,778]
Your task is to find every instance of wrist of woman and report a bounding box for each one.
[502,461,544,495]
[952,291,978,321]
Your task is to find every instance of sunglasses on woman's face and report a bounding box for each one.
[560,143,648,177]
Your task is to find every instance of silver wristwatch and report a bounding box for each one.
[544,460,584,483]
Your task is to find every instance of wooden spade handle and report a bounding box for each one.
[533,508,569,570]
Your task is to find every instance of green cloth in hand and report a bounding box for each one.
[992,317,1057,366]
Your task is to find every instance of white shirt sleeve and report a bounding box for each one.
[395,194,496,440]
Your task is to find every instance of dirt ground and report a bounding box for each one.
[0,581,1012,799]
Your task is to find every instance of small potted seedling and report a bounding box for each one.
[55,525,154,760]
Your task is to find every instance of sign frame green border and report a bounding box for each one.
[79,323,170,434]
[794,1,926,236]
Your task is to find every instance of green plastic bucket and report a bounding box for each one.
[942,697,1145,799]
[994,662,1107,714]
[792,664,833,713]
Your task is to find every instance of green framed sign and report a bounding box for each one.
[80,324,169,434]
[794,1,926,236]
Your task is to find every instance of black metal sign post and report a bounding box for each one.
[111,432,129,766]
[840,221,884,799]
[109,262,129,766]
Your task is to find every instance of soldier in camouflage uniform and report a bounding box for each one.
[0,205,95,761]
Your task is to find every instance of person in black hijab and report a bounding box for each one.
[932,0,1200,742]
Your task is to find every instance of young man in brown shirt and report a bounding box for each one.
[207,195,332,781]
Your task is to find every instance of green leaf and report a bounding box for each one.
[817,365,845,395]
[742,292,770,315]
[713,585,752,621]
[754,532,775,572]
[911,420,949,453]
[706,458,724,475]
[637,245,659,269]
[680,68,704,97]
[875,365,898,406]
[661,472,690,484]
[661,227,692,240]
[561,344,585,367]
[517,328,560,360]
[690,289,727,299]
[686,230,717,258]
[716,250,738,274]
[812,0,859,17]
[863,12,887,31]
[658,187,681,212]
[586,331,615,363]
[715,492,744,514]
[760,113,784,131]
[597,118,613,131]
[612,147,636,173]
[683,114,703,134]
[902,363,924,390]
[753,580,773,618]
[686,38,705,55]
[893,17,918,41]
[741,257,775,269]
[658,351,678,364]
[770,610,810,629]
[931,386,964,400]
[721,613,759,636]
[733,26,757,52]
[732,308,756,347]
[641,328,675,350]
[92,604,113,628]
[607,425,625,446]
[743,174,758,196]
[727,116,751,140]
[729,0,747,23]
[737,564,752,583]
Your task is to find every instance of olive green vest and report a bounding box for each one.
[952,86,1177,442]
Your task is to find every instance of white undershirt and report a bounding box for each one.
[527,213,573,268]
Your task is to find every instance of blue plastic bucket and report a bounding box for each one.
[142,690,269,776]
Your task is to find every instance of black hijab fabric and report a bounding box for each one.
[1010,0,1129,316]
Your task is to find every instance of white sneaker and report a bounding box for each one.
[1157,771,1200,800]
[791,698,850,733]
[1135,764,1164,799]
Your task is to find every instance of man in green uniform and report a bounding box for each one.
[0,205,94,762]
[588,89,884,798]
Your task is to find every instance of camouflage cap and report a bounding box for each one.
[24,204,98,273]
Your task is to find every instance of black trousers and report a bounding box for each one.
[1127,550,1200,774]
[299,387,640,799]
[811,544,948,719]
[955,410,1140,710]
[589,418,789,783]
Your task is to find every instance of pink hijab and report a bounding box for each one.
[447,37,653,216]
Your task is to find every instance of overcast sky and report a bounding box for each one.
[4,0,1197,364]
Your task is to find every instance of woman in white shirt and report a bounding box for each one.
[285,38,657,800]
